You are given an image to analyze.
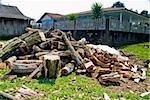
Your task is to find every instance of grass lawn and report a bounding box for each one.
[120,42,150,60]
[0,69,149,100]
[0,42,150,99]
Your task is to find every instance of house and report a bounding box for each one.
[0,4,31,37]
[55,7,149,46]
[56,7,149,34]
[36,13,62,30]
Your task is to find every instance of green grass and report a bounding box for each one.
[0,42,150,99]
[0,69,149,99]
[120,42,150,60]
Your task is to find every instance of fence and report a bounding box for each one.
[32,18,149,34]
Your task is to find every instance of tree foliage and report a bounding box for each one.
[140,10,149,17]
[112,1,125,8]
[91,2,103,19]
[67,13,78,20]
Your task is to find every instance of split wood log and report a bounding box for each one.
[100,72,121,82]
[32,45,42,53]
[29,64,43,79]
[39,39,51,49]
[76,69,86,75]
[118,70,132,78]
[15,60,43,64]
[0,30,46,61]
[0,38,24,61]
[90,55,109,68]
[84,61,95,72]
[51,41,66,50]
[12,62,37,74]
[77,48,85,58]
[4,56,17,67]
[18,54,34,60]
[43,54,60,79]
[0,91,16,100]
[60,30,83,65]
[61,61,75,76]
[58,50,71,57]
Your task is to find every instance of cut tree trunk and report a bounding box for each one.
[43,54,60,79]
[61,62,75,76]
[0,30,46,61]
[0,38,24,61]
[60,30,83,65]
[4,56,17,67]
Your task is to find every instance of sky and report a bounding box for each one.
[1,0,150,20]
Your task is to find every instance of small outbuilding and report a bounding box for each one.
[0,4,31,38]
[36,13,62,30]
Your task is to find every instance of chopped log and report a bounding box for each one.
[76,69,86,75]
[84,61,95,72]
[0,91,16,100]
[15,60,43,65]
[51,41,66,50]
[118,70,132,78]
[60,30,83,65]
[0,38,24,61]
[58,50,71,57]
[61,61,75,76]
[35,51,50,58]
[29,64,43,79]
[4,56,17,67]
[32,45,42,53]
[39,39,51,49]
[77,48,85,58]
[100,72,121,82]
[91,55,109,68]
[43,54,60,78]
[18,54,34,60]
[0,29,46,61]
[12,62,37,74]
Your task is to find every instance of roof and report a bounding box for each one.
[64,7,148,19]
[37,13,63,23]
[0,4,31,20]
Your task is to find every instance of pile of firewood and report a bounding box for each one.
[0,28,148,84]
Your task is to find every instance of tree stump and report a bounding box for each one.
[43,54,60,79]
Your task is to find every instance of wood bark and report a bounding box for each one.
[4,56,17,67]
[0,38,24,61]
[29,64,43,79]
[59,30,83,65]
[43,54,60,78]
[61,62,75,76]
[0,30,46,61]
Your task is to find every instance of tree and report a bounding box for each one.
[67,13,78,21]
[140,10,149,17]
[91,2,103,29]
[112,1,125,8]
[67,13,78,31]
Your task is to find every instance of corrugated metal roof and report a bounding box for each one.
[0,4,31,20]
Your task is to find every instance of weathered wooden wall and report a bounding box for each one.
[0,18,29,37]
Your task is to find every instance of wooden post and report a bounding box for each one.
[43,54,60,79]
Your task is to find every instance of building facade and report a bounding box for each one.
[0,4,31,37]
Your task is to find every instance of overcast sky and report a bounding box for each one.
[1,0,150,20]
